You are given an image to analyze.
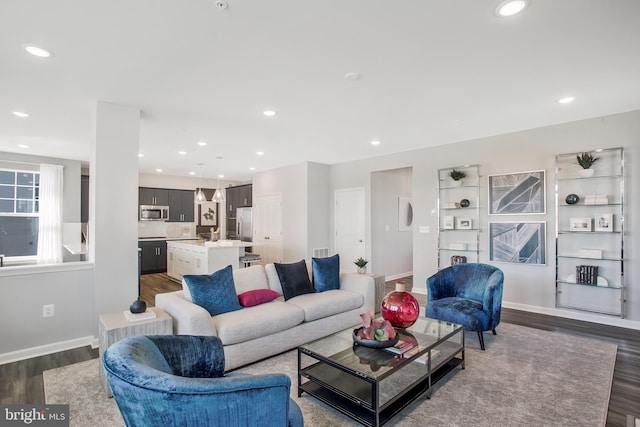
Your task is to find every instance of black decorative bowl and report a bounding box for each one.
[459,198,470,208]
[352,328,399,349]
[565,194,580,205]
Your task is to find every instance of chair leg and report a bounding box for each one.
[492,329,497,335]
[477,331,485,351]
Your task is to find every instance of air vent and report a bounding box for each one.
[313,248,329,258]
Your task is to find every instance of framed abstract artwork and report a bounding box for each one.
[489,221,546,265]
[488,170,545,215]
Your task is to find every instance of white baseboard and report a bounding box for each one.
[502,301,640,331]
[0,336,96,365]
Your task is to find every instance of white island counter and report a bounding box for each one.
[166,240,253,282]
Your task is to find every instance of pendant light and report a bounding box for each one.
[212,173,225,203]
[194,163,207,204]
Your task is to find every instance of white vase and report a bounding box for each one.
[578,169,595,178]
[451,180,463,187]
[357,266,367,274]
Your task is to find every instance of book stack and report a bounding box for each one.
[384,338,416,356]
[451,255,467,265]
[575,265,599,285]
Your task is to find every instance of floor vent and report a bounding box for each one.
[313,248,329,258]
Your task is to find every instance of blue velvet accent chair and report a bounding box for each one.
[426,263,504,350]
[102,335,303,427]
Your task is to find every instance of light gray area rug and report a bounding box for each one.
[44,323,616,427]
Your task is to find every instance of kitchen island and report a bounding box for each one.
[166,240,253,282]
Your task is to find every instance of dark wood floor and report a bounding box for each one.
[0,272,637,426]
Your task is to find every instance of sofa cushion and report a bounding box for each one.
[275,260,315,301]
[212,301,305,345]
[312,254,340,292]
[238,289,281,307]
[233,264,269,294]
[286,289,364,322]
[183,265,243,316]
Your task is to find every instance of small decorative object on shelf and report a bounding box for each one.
[451,255,467,265]
[459,198,470,208]
[354,257,368,274]
[381,280,420,328]
[449,169,467,186]
[353,311,399,348]
[576,152,599,177]
[565,194,580,205]
[129,297,147,314]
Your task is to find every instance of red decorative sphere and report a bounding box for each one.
[381,282,420,328]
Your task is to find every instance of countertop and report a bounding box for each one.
[167,239,253,248]
[138,237,200,242]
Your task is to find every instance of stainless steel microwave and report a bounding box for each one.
[139,205,169,221]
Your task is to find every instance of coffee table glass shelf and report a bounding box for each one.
[298,317,464,427]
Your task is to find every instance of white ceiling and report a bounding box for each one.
[1,1,639,181]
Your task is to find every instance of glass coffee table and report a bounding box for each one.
[298,317,464,427]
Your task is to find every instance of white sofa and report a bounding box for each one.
[156,263,375,370]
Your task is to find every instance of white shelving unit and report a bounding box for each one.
[555,147,625,317]
[437,165,480,270]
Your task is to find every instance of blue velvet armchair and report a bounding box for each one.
[426,263,504,350]
[102,335,303,427]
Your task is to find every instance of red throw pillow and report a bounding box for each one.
[237,289,280,307]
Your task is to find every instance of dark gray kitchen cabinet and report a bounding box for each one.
[139,188,169,206]
[168,189,195,222]
[138,240,167,274]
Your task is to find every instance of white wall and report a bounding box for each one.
[307,163,330,258]
[371,167,413,279]
[331,110,639,326]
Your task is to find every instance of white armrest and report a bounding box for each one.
[340,273,375,313]
[155,291,217,336]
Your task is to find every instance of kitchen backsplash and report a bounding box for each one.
[138,221,196,238]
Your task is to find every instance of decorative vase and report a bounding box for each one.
[129,298,147,314]
[357,266,367,274]
[578,169,594,178]
[381,281,420,328]
[459,198,470,208]
[565,194,580,205]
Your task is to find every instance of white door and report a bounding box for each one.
[335,187,366,272]
[254,194,283,264]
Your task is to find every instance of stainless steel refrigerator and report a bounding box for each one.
[236,207,253,242]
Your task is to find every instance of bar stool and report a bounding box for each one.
[239,253,261,268]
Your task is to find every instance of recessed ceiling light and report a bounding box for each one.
[249,167,255,171]
[558,96,575,104]
[263,110,276,117]
[12,111,30,118]
[138,153,144,157]
[189,171,196,175]
[344,72,361,80]
[371,140,381,146]
[155,169,163,173]
[256,151,264,156]
[594,148,603,153]
[178,151,187,155]
[23,45,53,58]
[197,141,207,146]
[495,0,529,17]
[218,174,224,178]
[18,144,29,148]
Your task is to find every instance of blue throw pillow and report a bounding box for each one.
[183,265,242,316]
[274,260,315,301]
[312,254,340,292]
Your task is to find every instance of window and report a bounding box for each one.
[0,169,40,257]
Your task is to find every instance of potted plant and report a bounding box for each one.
[576,152,599,177]
[449,169,467,186]
[354,257,368,274]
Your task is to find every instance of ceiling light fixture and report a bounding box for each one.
[344,72,361,80]
[194,163,207,204]
[371,140,381,146]
[138,153,144,157]
[256,151,264,156]
[263,110,276,117]
[23,45,53,58]
[12,111,30,118]
[179,151,187,155]
[558,96,575,104]
[18,144,29,149]
[495,0,529,17]
[212,173,225,203]
[155,169,163,173]
[197,141,207,146]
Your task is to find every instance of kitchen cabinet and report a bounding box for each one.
[139,188,169,206]
[225,184,252,239]
[555,147,624,317]
[437,165,480,270]
[139,240,167,274]
[168,189,195,222]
